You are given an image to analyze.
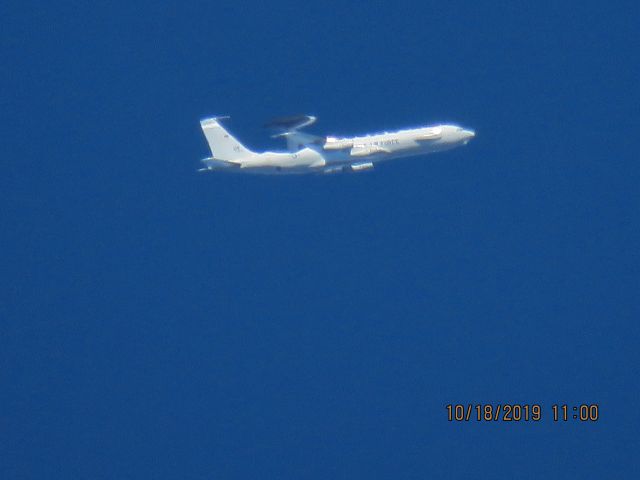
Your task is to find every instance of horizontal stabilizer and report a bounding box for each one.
[199,157,242,172]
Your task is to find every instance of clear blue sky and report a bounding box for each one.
[2,1,639,478]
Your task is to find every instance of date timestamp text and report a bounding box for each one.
[446,404,599,422]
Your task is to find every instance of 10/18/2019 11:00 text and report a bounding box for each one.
[446,404,599,422]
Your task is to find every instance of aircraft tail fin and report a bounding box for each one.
[200,117,255,162]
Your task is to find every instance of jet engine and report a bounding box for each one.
[350,162,374,171]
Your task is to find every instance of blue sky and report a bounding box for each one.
[2,1,639,478]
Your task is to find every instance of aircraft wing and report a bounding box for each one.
[350,145,391,158]
[273,131,325,151]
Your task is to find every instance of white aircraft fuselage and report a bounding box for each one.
[198,117,475,175]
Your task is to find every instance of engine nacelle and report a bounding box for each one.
[350,162,374,171]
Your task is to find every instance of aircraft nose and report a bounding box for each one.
[462,129,475,144]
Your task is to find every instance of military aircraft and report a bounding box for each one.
[198,115,474,174]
